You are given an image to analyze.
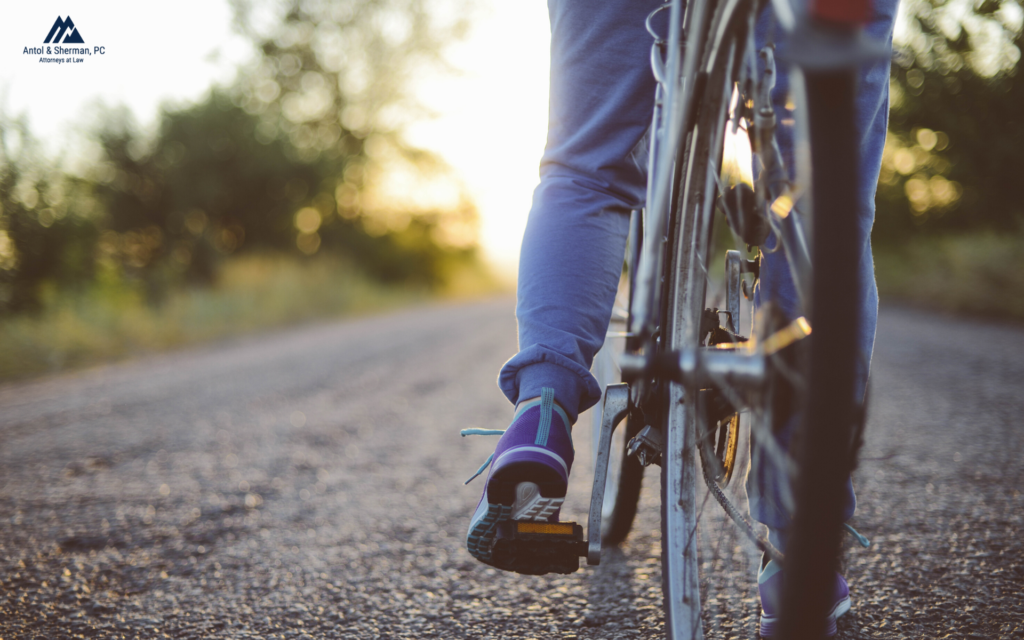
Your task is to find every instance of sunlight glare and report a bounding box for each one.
[406,3,551,280]
[721,90,754,187]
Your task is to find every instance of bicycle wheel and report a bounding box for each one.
[655,5,867,640]
[592,212,645,547]
[658,0,755,636]
[776,65,863,640]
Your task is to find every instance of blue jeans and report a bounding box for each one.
[498,0,897,538]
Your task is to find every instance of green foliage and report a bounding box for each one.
[0,0,483,316]
[0,253,425,380]
[227,0,480,286]
[0,116,100,311]
[876,0,1024,244]
[230,0,471,150]
[875,230,1024,320]
[90,95,327,290]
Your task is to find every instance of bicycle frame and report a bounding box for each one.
[630,0,881,349]
[605,0,882,637]
[632,0,816,355]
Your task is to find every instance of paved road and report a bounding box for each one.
[1,299,1021,639]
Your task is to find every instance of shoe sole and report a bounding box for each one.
[510,481,564,520]
[467,449,569,567]
[759,595,851,638]
[466,487,566,565]
[466,501,512,564]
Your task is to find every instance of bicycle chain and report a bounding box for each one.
[698,439,785,565]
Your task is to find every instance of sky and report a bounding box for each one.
[0,1,252,150]
[0,1,550,279]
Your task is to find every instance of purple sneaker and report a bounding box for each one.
[463,387,574,569]
[758,557,852,638]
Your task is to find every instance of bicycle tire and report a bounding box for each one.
[658,0,751,637]
[655,6,866,640]
[776,66,863,640]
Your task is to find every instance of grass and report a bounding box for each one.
[874,230,1024,322]
[0,254,501,382]
[13,231,1013,384]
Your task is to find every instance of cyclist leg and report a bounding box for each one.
[745,0,897,544]
[749,2,900,635]
[466,0,660,570]
[748,0,899,546]
[498,0,661,423]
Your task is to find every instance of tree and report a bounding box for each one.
[91,95,328,293]
[90,85,478,295]
[875,0,1024,243]
[2,0,483,312]
[0,114,98,311]
[228,0,480,274]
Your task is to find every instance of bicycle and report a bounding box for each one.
[583,0,886,637]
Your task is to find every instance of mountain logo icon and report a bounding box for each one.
[44,16,85,44]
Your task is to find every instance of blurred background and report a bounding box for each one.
[0,0,1021,380]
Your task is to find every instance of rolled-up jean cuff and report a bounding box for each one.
[499,360,597,424]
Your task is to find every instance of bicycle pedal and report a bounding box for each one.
[490,520,587,576]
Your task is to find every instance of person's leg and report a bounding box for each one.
[748,2,899,541]
[466,0,660,570]
[497,0,662,425]
[749,5,899,636]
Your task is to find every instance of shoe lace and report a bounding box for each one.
[844,523,871,548]
[459,429,505,484]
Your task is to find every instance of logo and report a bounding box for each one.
[22,15,106,64]
[44,16,84,44]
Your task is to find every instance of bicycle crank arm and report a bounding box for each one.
[585,383,631,566]
[619,349,766,401]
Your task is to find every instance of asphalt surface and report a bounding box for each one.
[1,299,1021,639]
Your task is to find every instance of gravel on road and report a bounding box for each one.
[1,299,1021,639]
